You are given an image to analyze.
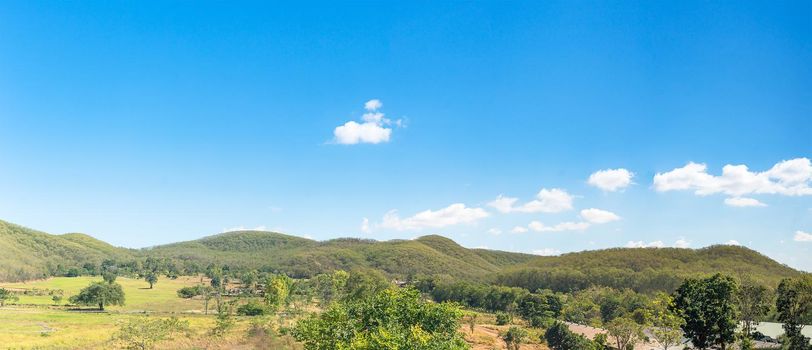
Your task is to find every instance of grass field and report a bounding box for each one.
[0,276,288,349]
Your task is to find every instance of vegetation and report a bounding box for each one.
[775,275,812,349]
[0,287,19,306]
[544,321,598,350]
[501,326,528,350]
[291,287,468,350]
[69,281,126,310]
[672,274,738,349]
[114,317,190,350]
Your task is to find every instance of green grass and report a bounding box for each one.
[0,276,270,349]
[1,276,206,313]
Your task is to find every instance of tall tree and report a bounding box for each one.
[145,272,158,289]
[776,276,812,350]
[649,293,685,350]
[606,316,645,350]
[736,279,772,338]
[69,281,125,310]
[265,275,291,312]
[672,274,738,350]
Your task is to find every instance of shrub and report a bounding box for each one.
[237,301,269,316]
[496,312,513,325]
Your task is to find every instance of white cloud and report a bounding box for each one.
[222,225,267,233]
[794,230,812,242]
[674,238,691,248]
[532,248,562,256]
[511,226,528,233]
[626,240,665,248]
[580,208,621,224]
[364,99,383,111]
[488,188,574,214]
[487,228,502,235]
[588,168,634,192]
[724,197,767,207]
[379,203,489,231]
[333,99,402,145]
[725,240,741,246]
[654,158,812,200]
[528,220,591,232]
[360,218,371,233]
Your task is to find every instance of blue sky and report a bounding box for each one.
[1,1,810,270]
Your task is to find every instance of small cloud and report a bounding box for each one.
[580,208,621,224]
[511,226,528,233]
[794,230,812,242]
[532,248,562,256]
[222,225,267,233]
[725,240,741,246]
[626,240,665,248]
[364,99,383,111]
[487,228,502,235]
[360,218,371,234]
[488,188,574,214]
[674,238,691,248]
[724,197,767,207]
[528,220,591,232]
[378,203,489,231]
[588,168,634,192]
[333,99,402,145]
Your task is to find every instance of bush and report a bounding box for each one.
[176,285,205,299]
[237,301,268,316]
[496,312,513,325]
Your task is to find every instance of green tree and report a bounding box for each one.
[265,275,291,312]
[736,279,772,338]
[292,287,468,350]
[775,276,812,350]
[69,281,125,310]
[649,293,684,350]
[606,316,644,350]
[502,326,528,350]
[544,321,597,350]
[52,294,63,305]
[0,288,19,307]
[103,270,118,284]
[114,317,190,350]
[467,313,477,334]
[145,272,158,289]
[672,274,738,350]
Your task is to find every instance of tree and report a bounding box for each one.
[114,317,190,350]
[52,294,63,305]
[502,326,528,350]
[0,288,19,307]
[103,270,118,284]
[672,274,738,350]
[265,275,291,312]
[292,287,467,350]
[69,281,125,310]
[775,276,812,350]
[467,313,477,334]
[736,279,772,338]
[649,293,684,350]
[606,316,644,350]
[145,272,158,289]
[544,321,597,350]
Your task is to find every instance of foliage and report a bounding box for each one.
[210,301,236,337]
[648,293,684,350]
[113,317,190,350]
[605,316,644,350]
[237,301,269,316]
[176,285,206,298]
[495,312,513,325]
[736,279,772,338]
[69,281,125,310]
[775,276,812,350]
[145,272,158,289]
[291,287,468,350]
[544,321,598,350]
[265,274,292,311]
[0,288,19,306]
[501,326,528,350]
[671,274,738,350]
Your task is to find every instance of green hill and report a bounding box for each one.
[495,245,803,293]
[0,220,133,281]
[0,219,805,292]
[144,232,535,280]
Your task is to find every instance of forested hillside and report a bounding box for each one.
[0,220,133,281]
[495,245,802,293]
[0,219,804,293]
